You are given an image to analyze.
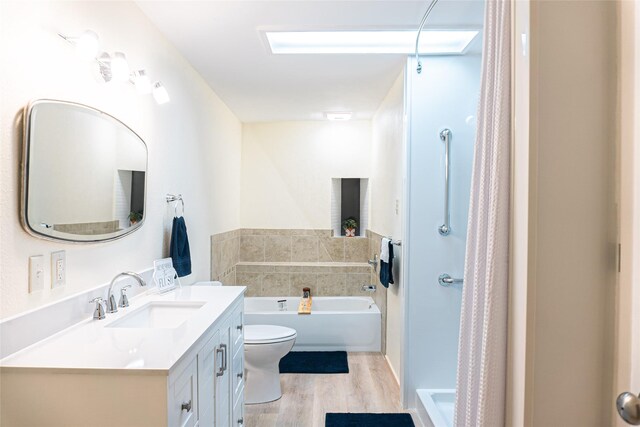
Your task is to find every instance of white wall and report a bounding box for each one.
[241,121,372,229]
[0,1,242,319]
[403,55,481,406]
[370,71,405,379]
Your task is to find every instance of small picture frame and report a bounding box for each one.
[153,257,179,293]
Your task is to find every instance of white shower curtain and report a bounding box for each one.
[454,0,511,426]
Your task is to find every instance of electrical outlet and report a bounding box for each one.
[29,255,45,293]
[51,251,66,288]
[395,199,400,215]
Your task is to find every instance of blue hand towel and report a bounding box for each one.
[170,216,192,277]
[379,241,394,288]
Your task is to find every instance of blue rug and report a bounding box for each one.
[325,413,415,427]
[279,351,349,374]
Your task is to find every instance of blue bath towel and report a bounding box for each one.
[170,216,191,277]
[379,241,394,288]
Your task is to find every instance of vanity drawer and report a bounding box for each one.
[232,344,244,403]
[233,388,245,427]
[171,358,198,427]
[232,308,244,355]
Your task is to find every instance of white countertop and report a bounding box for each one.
[0,286,245,373]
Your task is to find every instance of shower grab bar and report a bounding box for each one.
[438,273,463,287]
[438,129,452,236]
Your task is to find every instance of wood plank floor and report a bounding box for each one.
[244,352,421,427]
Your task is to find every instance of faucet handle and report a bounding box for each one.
[119,285,132,308]
[89,297,106,320]
[361,284,377,293]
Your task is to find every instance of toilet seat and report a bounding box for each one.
[245,325,297,344]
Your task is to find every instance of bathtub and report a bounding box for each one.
[244,297,381,352]
[417,389,455,427]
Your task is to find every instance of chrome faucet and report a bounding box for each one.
[361,284,377,293]
[106,272,146,314]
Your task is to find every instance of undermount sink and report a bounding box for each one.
[106,301,207,329]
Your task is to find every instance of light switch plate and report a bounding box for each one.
[51,251,66,288]
[29,255,45,293]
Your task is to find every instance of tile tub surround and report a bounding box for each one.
[212,228,390,353]
[210,229,240,284]
[239,229,370,263]
[367,230,390,354]
[235,262,372,297]
[211,229,371,284]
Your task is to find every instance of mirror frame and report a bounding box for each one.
[21,99,149,243]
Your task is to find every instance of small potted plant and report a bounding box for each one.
[342,217,358,237]
[128,211,143,226]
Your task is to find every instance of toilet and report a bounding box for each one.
[244,324,297,404]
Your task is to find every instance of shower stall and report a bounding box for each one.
[401,54,481,426]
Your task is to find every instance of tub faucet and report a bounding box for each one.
[106,272,146,314]
[361,284,377,293]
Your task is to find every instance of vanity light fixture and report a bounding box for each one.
[59,30,100,59]
[110,52,130,82]
[152,82,170,105]
[131,70,152,94]
[59,29,170,104]
[97,52,113,82]
[325,112,352,121]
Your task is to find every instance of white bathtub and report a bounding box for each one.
[417,389,455,427]
[244,297,381,352]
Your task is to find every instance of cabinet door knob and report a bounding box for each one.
[236,324,243,331]
[237,372,243,379]
[181,400,192,412]
[238,417,244,425]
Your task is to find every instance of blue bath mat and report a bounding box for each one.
[325,413,415,427]
[279,351,349,374]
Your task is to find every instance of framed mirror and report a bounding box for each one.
[21,100,148,243]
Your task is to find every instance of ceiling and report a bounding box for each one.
[137,0,485,122]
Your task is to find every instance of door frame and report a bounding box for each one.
[615,1,640,426]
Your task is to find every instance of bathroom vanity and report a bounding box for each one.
[0,286,245,427]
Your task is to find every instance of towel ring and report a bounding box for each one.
[174,199,184,217]
[166,194,184,217]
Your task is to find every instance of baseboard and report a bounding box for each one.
[384,354,400,386]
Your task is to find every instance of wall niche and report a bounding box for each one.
[331,178,369,237]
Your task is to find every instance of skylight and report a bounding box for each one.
[266,30,479,55]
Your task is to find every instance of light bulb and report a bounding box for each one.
[97,52,112,82]
[132,70,152,94]
[110,52,130,82]
[153,81,170,105]
[75,30,99,59]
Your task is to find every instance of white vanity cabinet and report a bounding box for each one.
[0,288,245,427]
[167,299,245,427]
